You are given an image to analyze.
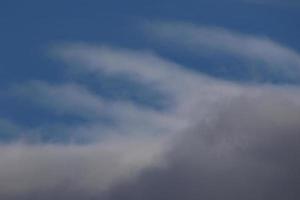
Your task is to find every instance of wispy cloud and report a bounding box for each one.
[13,81,183,139]
[51,44,210,94]
[52,43,243,121]
[14,81,107,119]
[145,21,300,81]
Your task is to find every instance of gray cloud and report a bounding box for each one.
[1,22,300,200]
[104,91,300,200]
[1,87,300,200]
[0,135,168,200]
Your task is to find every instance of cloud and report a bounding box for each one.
[51,44,211,94]
[2,83,300,200]
[145,21,300,81]
[104,90,300,200]
[13,81,107,119]
[0,134,168,200]
[1,22,300,199]
[51,44,242,123]
[10,82,186,145]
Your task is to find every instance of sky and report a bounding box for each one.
[0,0,300,199]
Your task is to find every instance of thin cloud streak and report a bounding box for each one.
[145,21,300,80]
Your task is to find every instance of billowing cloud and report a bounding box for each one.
[2,81,300,199]
[104,89,300,200]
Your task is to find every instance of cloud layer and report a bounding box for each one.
[1,21,300,199]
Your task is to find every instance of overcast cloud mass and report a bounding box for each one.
[0,1,299,200]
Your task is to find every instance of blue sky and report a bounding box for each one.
[1,0,300,137]
[1,0,300,85]
[0,1,300,199]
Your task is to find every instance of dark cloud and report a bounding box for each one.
[104,93,300,200]
[0,89,300,200]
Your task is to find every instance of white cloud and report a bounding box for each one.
[145,21,300,80]
[52,44,212,94]
[51,44,243,122]
[13,80,185,140]
[14,81,107,119]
